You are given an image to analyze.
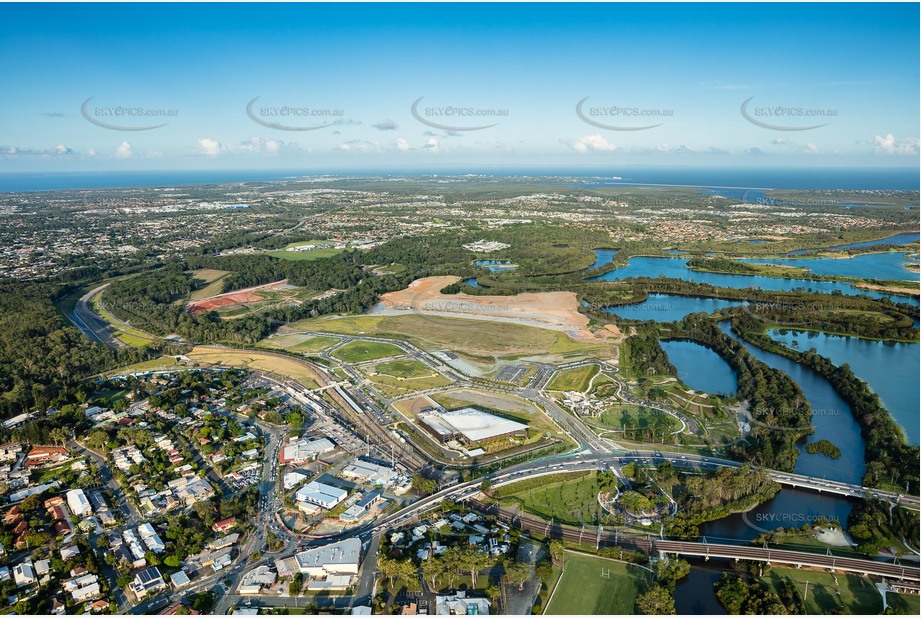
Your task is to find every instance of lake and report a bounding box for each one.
[660,340,737,396]
[474,259,517,272]
[603,294,746,322]
[769,329,919,446]
[587,255,918,305]
[787,232,920,255]
[740,251,919,282]
[699,487,857,543]
[587,249,618,271]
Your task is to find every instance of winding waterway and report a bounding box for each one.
[717,321,867,484]
[586,255,918,305]
[768,329,919,446]
[741,251,918,282]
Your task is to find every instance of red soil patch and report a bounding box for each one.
[187,279,287,314]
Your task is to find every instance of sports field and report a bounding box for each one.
[330,340,404,363]
[268,247,343,261]
[364,358,452,397]
[545,552,651,615]
[267,240,343,262]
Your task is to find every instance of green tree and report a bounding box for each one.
[637,585,676,614]
[289,573,303,596]
[503,561,531,591]
[656,558,690,589]
[457,546,492,589]
[411,474,438,495]
[548,540,565,566]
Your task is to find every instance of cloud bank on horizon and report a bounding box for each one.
[0,2,918,171]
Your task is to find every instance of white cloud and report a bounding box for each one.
[337,140,380,153]
[394,138,411,151]
[87,147,97,157]
[239,137,285,154]
[423,137,439,152]
[197,137,224,156]
[562,134,616,153]
[873,133,920,155]
[115,141,133,159]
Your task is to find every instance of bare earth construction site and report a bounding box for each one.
[377,275,622,342]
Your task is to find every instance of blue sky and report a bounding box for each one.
[0,2,918,171]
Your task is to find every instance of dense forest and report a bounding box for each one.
[0,281,159,420]
[623,333,676,377]
[714,572,805,614]
[663,465,780,539]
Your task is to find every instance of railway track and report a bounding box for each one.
[468,499,920,581]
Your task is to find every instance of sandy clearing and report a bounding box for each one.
[378,276,606,341]
[815,526,855,547]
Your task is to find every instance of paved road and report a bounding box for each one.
[68,283,126,348]
[350,534,381,610]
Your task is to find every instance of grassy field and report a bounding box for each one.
[103,356,190,376]
[259,333,340,354]
[90,295,159,347]
[496,471,607,525]
[545,552,651,615]
[365,358,452,397]
[290,314,614,362]
[373,358,435,378]
[186,347,321,388]
[546,364,599,392]
[590,404,680,433]
[330,340,404,363]
[188,268,231,300]
[432,389,542,417]
[761,567,919,614]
